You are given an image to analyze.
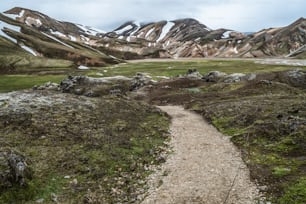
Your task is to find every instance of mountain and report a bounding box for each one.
[0,6,305,69]
[105,17,306,58]
[0,7,122,71]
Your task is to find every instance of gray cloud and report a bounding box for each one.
[0,0,305,31]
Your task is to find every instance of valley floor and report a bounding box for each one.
[142,106,260,204]
[128,57,306,66]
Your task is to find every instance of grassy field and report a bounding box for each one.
[1,59,305,93]
[90,59,306,78]
[0,75,66,93]
[0,94,170,203]
[1,59,305,203]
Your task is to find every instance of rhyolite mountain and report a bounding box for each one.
[1,7,306,69]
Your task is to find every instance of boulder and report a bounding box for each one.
[131,73,153,90]
[202,71,227,82]
[202,71,256,83]
[185,69,203,79]
[0,151,32,188]
[223,73,246,83]
[59,75,132,94]
[285,69,306,88]
[33,81,59,91]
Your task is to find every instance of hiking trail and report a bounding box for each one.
[142,106,260,204]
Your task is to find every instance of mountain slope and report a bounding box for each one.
[105,17,306,58]
[1,7,306,63]
[0,7,122,71]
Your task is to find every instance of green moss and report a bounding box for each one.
[92,60,306,78]
[279,178,306,204]
[0,97,170,202]
[186,88,201,93]
[0,75,66,92]
[272,166,292,177]
[267,136,298,154]
[0,175,66,203]
[212,116,248,137]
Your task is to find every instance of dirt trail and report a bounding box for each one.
[142,106,260,204]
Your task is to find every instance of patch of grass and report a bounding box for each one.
[92,60,306,78]
[0,75,66,92]
[186,87,201,93]
[272,166,292,177]
[0,175,66,203]
[0,94,170,203]
[145,69,306,201]
[279,178,306,204]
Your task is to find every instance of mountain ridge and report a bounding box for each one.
[1,6,306,70]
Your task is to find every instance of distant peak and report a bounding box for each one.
[4,7,26,14]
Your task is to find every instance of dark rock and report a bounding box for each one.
[60,76,86,93]
[285,69,306,88]
[33,81,59,91]
[60,75,132,95]
[223,73,247,83]
[0,151,32,188]
[202,71,227,82]
[185,69,203,79]
[130,73,152,90]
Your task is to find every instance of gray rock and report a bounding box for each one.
[33,81,59,91]
[185,69,203,79]
[223,73,246,83]
[59,75,132,95]
[51,193,58,203]
[0,152,31,187]
[285,69,306,88]
[36,198,44,203]
[131,73,153,90]
[60,76,85,93]
[247,73,257,81]
[202,71,227,82]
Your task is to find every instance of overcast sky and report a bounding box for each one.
[1,0,305,32]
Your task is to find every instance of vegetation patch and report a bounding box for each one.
[0,75,66,93]
[0,91,170,203]
[144,68,306,203]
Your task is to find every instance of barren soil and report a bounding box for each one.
[142,106,260,204]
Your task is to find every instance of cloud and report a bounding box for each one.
[0,0,305,31]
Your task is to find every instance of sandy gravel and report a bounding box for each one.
[142,106,260,204]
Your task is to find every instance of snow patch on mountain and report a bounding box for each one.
[222,31,232,39]
[25,17,42,27]
[0,21,20,43]
[3,9,25,20]
[145,27,155,38]
[21,45,37,56]
[76,24,105,36]
[78,65,89,70]
[42,32,74,49]
[130,21,141,35]
[50,30,66,38]
[157,21,175,42]
[69,35,77,41]
[115,25,133,35]
[133,21,141,27]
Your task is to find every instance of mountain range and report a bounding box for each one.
[1,7,306,69]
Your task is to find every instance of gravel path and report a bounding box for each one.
[142,106,260,204]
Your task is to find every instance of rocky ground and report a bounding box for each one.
[0,68,305,203]
[143,68,306,203]
[142,106,260,204]
[0,76,170,203]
